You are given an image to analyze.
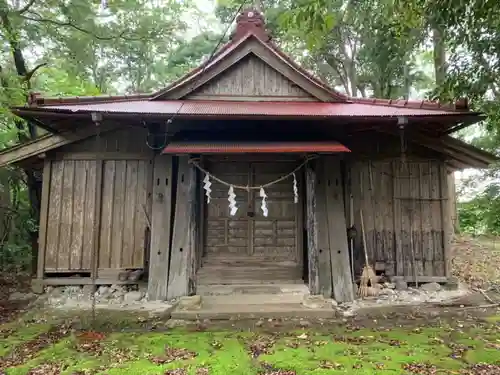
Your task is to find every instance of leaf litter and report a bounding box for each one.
[150,346,197,365]
[0,324,71,370]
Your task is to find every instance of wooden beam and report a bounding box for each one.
[147,155,174,301]
[306,162,319,295]
[36,158,52,279]
[0,123,121,168]
[54,152,153,161]
[167,156,197,299]
[323,156,354,302]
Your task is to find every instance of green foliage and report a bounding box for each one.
[458,183,500,236]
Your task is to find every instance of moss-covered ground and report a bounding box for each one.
[0,308,499,375]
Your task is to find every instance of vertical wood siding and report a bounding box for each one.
[43,158,153,272]
[187,55,315,100]
[350,159,449,278]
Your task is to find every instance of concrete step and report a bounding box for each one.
[170,303,335,320]
[197,283,309,296]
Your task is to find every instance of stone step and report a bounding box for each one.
[170,303,335,320]
[202,293,306,305]
[197,283,309,296]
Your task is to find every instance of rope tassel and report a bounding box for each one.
[259,187,268,217]
[203,173,212,203]
[228,185,238,216]
[293,173,298,203]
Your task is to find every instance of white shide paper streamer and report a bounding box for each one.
[203,173,212,204]
[259,187,268,217]
[228,185,238,216]
[293,172,298,203]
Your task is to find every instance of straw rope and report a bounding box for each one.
[188,155,318,190]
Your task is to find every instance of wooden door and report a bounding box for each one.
[201,157,302,284]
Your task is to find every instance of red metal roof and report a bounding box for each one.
[162,141,350,154]
[27,100,473,118]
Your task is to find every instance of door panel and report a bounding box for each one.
[204,158,299,263]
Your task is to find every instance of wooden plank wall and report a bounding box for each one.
[43,158,153,273]
[42,127,154,275]
[349,159,450,281]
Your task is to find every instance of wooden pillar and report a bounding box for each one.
[323,156,354,302]
[167,156,197,299]
[315,159,333,298]
[36,159,52,280]
[439,163,451,278]
[306,161,319,295]
[147,155,174,300]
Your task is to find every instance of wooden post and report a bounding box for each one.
[167,156,197,299]
[315,159,333,298]
[91,159,104,279]
[324,156,354,302]
[306,161,319,295]
[36,159,52,280]
[439,163,451,278]
[393,161,404,276]
[147,155,174,300]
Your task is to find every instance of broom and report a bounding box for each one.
[358,207,378,297]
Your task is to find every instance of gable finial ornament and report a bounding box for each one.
[231,7,270,42]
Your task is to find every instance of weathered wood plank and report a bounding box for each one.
[306,162,319,295]
[111,161,126,268]
[133,160,150,268]
[59,160,75,270]
[148,155,174,301]
[167,156,197,299]
[81,161,96,270]
[69,161,86,270]
[45,161,64,270]
[324,156,354,302]
[122,160,138,268]
[37,159,52,278]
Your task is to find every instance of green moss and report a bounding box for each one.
[0,324,52,357]
[2,317,500,374]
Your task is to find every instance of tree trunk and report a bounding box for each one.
[1,5,42,274]
[432,26,447,86]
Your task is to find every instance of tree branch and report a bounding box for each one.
[24,62,46,82]
[20,12,149,41]
[16,0,36,14]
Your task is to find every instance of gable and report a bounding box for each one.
[186,54,316,101]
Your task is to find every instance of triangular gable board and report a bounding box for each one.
[156,36,340,102]
[186,54,316,101]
